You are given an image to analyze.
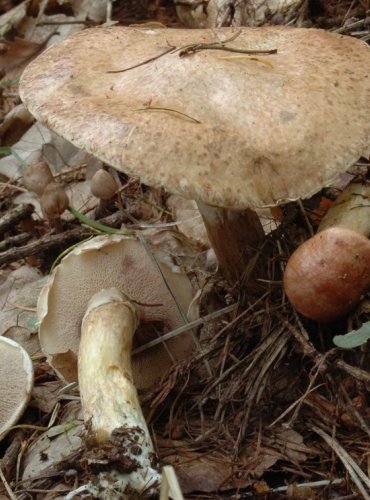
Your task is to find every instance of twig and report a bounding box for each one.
[340,385,370,438]
[177,30,276,57]
[312,426,370,499]
[0,467,17,500]
[0,232,31,251]
[0,212,126,266]
[275,311,322,360]
[335,17,370,33]
[179,43,277,57]
[106,47,174,73]
[135,107,201,124]
[0,204,34,236]
[273,477,344,492]
[107,31,277,74]
[276,313,370,384]
[0,431,23,480]
[334,359,370,383]
[133,303,235,355]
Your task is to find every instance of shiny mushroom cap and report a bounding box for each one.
[284,227,370,322]
[20,27,370,210]
[37,235,196,389]
[0,336,34,440]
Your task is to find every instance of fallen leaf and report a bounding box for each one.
[0,37,41,73]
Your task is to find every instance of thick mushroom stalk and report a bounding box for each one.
[284,183,370,321]
[78,288,161,496]
[197,201,266,288]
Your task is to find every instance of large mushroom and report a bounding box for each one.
[20,27,370,287]
[37,234,196,389]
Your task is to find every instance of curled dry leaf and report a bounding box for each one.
[0,37,41,73]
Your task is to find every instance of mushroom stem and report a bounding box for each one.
[317,182,370,236]
[284,182,370,321]
[78,288,161,496]
[196,201,266,289]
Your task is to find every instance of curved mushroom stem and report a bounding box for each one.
[196,201,266,291]
[78,288,161,497]
[284,182,370,321]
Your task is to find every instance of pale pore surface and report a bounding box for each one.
[0,337,33,437]
[37,236,195,389]
[20,27,370,209]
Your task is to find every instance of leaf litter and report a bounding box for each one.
[0,0,369,498]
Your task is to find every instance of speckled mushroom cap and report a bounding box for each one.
[37,235,195,389]
[20,27,370,209]
[0,336,34,440]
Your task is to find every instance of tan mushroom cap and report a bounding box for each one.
[0,336,34,440]
[37,235,195,389]
[20,27,370,209]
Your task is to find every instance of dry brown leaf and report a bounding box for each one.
[164,451,235,493]
[30,380,64,414]
[51,351,78,382]
[0,37,41,73]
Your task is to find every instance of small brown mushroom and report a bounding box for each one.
[90,168,118,217]
[284,183,370,321]
[40,181,69,231]
[0,336,34,441]
[23,160,54,196]
[20,27,370,289]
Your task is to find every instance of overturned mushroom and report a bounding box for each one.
[20,27,370,288]
[75,288,160,496]
[37,234,196,389]
[0,336,34,441]
[284,183,370,321]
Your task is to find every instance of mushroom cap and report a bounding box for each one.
[23,160,54,196]
[284,227,370,322]
[90,169,117,200]
[40,182,70,220]
[0,336,34,440]
[37,235,196,389]
[20,27,370,209]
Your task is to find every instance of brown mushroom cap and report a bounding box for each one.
[90,169,117,200]
[37,235,196,389]
[283,227,370,322]
[23,160,54,196]
[40,182,69,220]
[20,27,370,209]
[0,336,34,440]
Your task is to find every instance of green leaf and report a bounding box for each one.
[333,322,370,349]
[67,206,135,236]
